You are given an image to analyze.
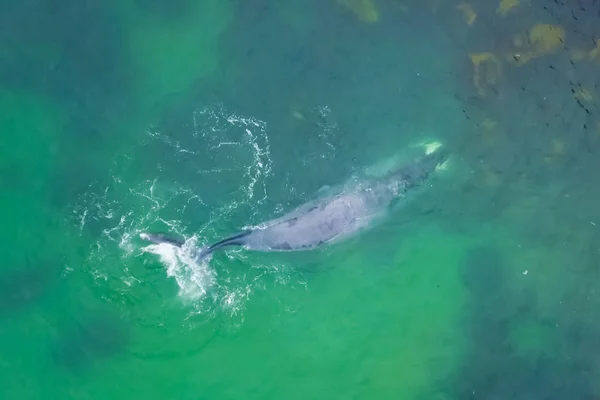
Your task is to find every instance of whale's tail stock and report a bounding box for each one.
[140,229,253,262]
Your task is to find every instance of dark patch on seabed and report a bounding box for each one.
[0,0,131,119]
[0,0,139,212]
[211,0,456,204]
[0,264,59,315]
[51,312,131,371]
[448,246,600,399]
[134,0,193,19]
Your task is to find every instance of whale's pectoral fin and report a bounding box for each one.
[276,242,293,250]
[317,185,331,195]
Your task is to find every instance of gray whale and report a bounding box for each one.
[141,147,447,261]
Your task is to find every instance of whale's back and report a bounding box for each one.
[246,186,390,251]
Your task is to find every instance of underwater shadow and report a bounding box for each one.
[0,264,59,315]
[450,245,597,399]
[51,311,131,372]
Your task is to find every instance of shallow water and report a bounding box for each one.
[2,0,600,398]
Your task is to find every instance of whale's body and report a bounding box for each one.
[141,147,447,261]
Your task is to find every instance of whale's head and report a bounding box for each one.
[386,144,448,191]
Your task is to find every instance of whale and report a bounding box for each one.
[141,146,447,261]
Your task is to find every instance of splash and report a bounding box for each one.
[141,237,216,301]
[73,103,286,321]
[191,103,272,208]
[313,105,338,153]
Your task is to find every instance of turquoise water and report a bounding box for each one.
[2,0,600,398]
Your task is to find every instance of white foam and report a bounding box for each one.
[73,103,279,321]
[142,239,216,301]
[193,104,272,207]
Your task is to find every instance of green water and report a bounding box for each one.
[2,0,600,398]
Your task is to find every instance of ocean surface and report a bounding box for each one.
[2,0,600,398]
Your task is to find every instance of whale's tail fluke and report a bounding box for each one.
[139,232,186,247]
[140,229,253,262]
